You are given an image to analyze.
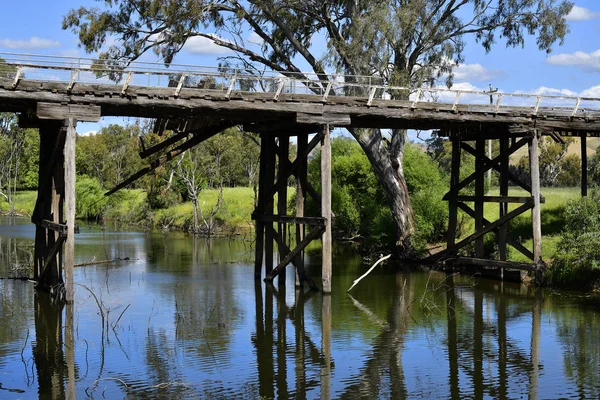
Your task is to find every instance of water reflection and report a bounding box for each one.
[1,221,600,398]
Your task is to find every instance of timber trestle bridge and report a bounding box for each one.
[2,53,600,299]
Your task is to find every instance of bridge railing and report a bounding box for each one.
[2,52,600,116]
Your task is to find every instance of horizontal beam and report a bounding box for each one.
[2,79,600,132]
[431,200,534,261]
[453,257,537,272]
[454,195,544,204]
[252,214,326,226]
[37,102,101,122]
[40,220,68,235]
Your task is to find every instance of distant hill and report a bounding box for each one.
[510,137,599,164]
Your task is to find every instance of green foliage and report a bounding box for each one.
[75,175,109,220]
[403,143,449,250]
[548,190,600,289]
[307,138,447,252]
[516,137,580,187]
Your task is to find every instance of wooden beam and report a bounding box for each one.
[457,202,534,261]
[38,234,66,280]
[297,112,351,126]
[321,125,332,294]
[105,126,223,196]
[455,195,542,204]
[529,130,543,272]
[475,138,485,258]
[40,219,68,235]
[444,137,530,200]
[252,214,325,226]
[264,225,322,291]
[265,131,324,201]
[295,132,308,287]
[447,135,460,248]
[431,200,534,261]
[277,134,290,286]
[64,118,76,302]
[254,134,268,279]
[581,133,588,197]
[454,257,536,272]
[499,137,510,264]
[37,102,100,122]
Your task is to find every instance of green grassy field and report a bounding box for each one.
[2,186,581,260]
[454,187,581,262]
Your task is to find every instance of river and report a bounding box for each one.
[0,216,599,399]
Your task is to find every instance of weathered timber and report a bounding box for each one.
[252,214,325,226]
[453,257,537,272]
[64,118,76,302]
[36,102,100,122]
[457,202,534,260]
[581,133,588,197]
[277,134,289,286]
[529,131,543,271]
[447,135,460,248]
[455,195,543,204]
[263,135,277,276]
[443,137,530,200]
[431,200,534,261]
[40,220,68,235]
[254,134,269,279]
[499,136,510,264]
[34,120,65,289]
[295,132,308,287]
[475,138,485,258]
[265,131,323,200]
[264,225,322,291]
[3,79,600,132]
[321,125,332,294]
[105,123,231,196]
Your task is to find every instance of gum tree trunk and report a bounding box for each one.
[352,127,416,257]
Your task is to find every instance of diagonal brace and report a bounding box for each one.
[431,200,534,261]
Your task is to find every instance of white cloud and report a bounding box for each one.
[566,5,600,21]
[184,35,233,56]
[546,49,600,71]
[0,36,61,50]
[579,85,600,98]
[78,130,97,136]
[453,63,503,83]
[247,32,264,46]
[526,86,578,97]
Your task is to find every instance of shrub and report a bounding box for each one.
[548,190,600,289]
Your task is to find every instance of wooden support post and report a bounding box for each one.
[254,134,267,279]
[447,133,460,248]
[64,118,76,302]
[264,136,277,276]
[277,134,290,286]
[499,136,509,266]
[34,120,65,291]
[295,132,308,287]
[321,125,332,294]
[581,133,588,197]
[475,138,485,258]
[529,130,543,275]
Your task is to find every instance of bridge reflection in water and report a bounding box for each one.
[1,230,600,398]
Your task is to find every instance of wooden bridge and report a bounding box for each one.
[2,53,600,299]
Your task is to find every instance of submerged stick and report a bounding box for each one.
[347,254,391,292]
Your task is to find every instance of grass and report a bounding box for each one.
[0,191,37,216]
[454,186,580,263]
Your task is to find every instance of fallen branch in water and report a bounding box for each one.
[347,254,391,292]
[75,257,132,267]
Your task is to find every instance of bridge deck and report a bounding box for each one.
[1,53,600,133]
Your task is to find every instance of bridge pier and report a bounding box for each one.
[432,127,544,278]
[22,103,100,301]
[254,125,331,292]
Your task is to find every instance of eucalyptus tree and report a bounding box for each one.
[64,0,573,256]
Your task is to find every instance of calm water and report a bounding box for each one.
[0,217,600,399]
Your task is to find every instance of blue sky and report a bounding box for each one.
[1,1,600,136]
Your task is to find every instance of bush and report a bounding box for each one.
[76,175,108,220]
[306,138,448,253]
[548,190,600,289]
